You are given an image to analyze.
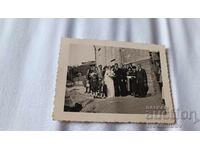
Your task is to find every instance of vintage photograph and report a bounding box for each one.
[65,44,164,114]
[53,38,175,123]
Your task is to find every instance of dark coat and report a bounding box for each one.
[114,68,128,96]
[127,70,137,94]
[136,69,148,96]
[137,69,147,84]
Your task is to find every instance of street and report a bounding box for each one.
[66,86,165,114]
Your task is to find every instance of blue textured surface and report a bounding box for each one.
[0,18,200,130]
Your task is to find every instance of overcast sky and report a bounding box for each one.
[69,44,95,66]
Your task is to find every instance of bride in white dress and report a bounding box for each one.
[104,66,115,98]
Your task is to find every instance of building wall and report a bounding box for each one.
[121,48,150,64]
[96,46,121,66]
[95,46,160,95]
[121,48,160,95]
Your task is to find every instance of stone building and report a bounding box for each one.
[95,46,160,95]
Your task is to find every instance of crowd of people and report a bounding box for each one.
[83,63,149,99]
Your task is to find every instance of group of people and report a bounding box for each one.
[83,63,148,99]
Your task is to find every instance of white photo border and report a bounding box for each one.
[53,38,175,124]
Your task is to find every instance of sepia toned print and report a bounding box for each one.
[53,38,175,123]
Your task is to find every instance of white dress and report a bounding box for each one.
[104,70,115,98]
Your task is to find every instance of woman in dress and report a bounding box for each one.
[90,66,99,98]
[104,66,115,98]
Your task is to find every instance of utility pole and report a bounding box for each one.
[119,48,122,64]
[93,45,97,64]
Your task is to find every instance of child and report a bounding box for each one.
[97,80,106,99]
[85,80,90,93]
[102,80,107,98]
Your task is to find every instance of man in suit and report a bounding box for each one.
[120,64,128,96]
[113,63,122,96]
[136,64,148,97]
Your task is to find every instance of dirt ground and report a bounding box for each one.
[65,86,165,114]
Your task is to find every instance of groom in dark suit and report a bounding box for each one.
[113,63,128,96]
[113,63,121,96]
